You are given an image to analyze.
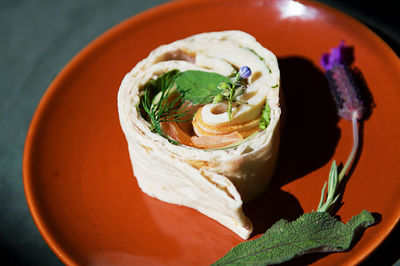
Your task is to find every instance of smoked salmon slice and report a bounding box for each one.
[162,121,194,147]
[191,131,243,149]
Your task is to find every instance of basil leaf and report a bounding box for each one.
[213,210,375,265]
[175,70,231,104]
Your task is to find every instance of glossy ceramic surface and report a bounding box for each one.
[23,0,400,265]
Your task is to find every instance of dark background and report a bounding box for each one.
[0,0,398,265]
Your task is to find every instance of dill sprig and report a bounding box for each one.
[140,70,190,138]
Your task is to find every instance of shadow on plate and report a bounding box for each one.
[243,56,382,264]
[273,56,341,188]
[244,56,340,261]
[359,213,399,266]
[244,188,304,236]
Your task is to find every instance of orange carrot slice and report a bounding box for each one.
[191,131,243,149]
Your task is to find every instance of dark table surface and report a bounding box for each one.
[1,0,398,265]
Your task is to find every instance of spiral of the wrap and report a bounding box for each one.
[118,31,281,239]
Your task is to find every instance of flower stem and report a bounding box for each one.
[316,112,359,213]
[338,112,359,183]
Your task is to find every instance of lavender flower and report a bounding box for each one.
[317,41,374,213]
[321,40,354,71]
[239,66,252,79]
[321,41,365,121]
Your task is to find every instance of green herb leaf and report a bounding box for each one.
[175,70,231,104]
[147,69,180,95]
[213,210,375,266]
[140,69,189,139]
[259,99,271,130]
[317,161,341,212]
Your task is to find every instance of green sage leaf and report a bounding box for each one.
[213,210,375,265]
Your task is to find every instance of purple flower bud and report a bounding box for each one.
[321,41,368,121]
[239,66,252,79]
[321,41,354,71]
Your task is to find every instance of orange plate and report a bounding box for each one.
[23,0,400,265]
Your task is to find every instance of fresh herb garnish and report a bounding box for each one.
[175,67,253,121]
[140,70,190,138]
[141,66,273,143]
[214,41,375,265]
[141,69,246,139]
[213,66,252,120]
[175,70,231,104]
[259,99,271,130]
[318,40,369,212]
[213,210,374,265]
[317,160,340,212]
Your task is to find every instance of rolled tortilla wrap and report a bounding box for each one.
[118,31,280,239]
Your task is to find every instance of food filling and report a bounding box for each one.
[139,48,275,149]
